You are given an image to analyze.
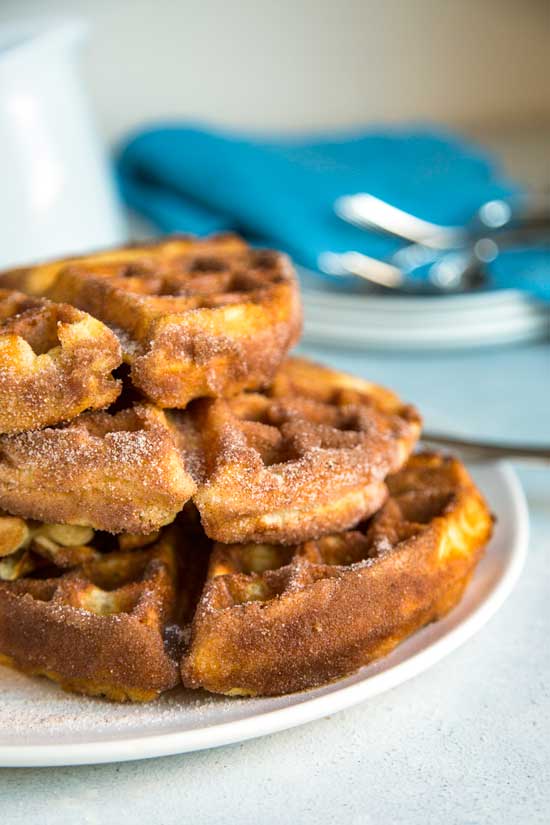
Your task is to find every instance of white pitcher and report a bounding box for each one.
[0,19,126,270]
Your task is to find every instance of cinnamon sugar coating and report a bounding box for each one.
[0,289,121,433]
[0,241,497,705]
[0,531,182,701]
[0,455,494,702]
[0,404,196,533]
[191,357,422,544]
[0,235,302,407]
[182,453,494,696]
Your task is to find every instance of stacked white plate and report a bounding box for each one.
[300,271,550,350]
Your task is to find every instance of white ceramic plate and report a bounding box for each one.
[303,309,549,349]
[0,462,528,767]
[300,272,550,349]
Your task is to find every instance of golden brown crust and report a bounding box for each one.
[182,453,494,696]
[0,235,302,408]
[0,532,182,701]
[192,357,422,544]
[0,454,494,702]
[0,404,196,533]
[0,289,121,433]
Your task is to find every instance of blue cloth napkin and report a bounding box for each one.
[116,124,549,299]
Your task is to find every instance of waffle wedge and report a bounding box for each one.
[192,357,421,544]
[0,289,121,433]
[182,453,493,696]
[0,530,182,701]
[0,235,302,407]
[0,403,196,533]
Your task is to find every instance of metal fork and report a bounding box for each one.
[422,431,550,465]
[324,192,550,293]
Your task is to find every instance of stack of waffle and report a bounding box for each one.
[0,236,493,701]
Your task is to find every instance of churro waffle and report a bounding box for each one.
[0,289,121,433]
[0,235,497,708]
[0,528,182,701]
[0,403,196,533]
[192,357,422,544]
[182,453,493,696]
[0,235,302,407]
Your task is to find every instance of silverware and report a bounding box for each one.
[334,192,465,249]
[318,247,487,293]
[422,431,550,465]
[334,192,550,250]
[324,192,550,294]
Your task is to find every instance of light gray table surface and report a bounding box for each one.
[1,340,549,825]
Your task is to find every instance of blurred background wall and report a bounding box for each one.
[1,0,549,143]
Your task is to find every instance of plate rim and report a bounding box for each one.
[301,288,547,313]
[0,462,528,767]
[298,270,544,313]
[302,317,550,351]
